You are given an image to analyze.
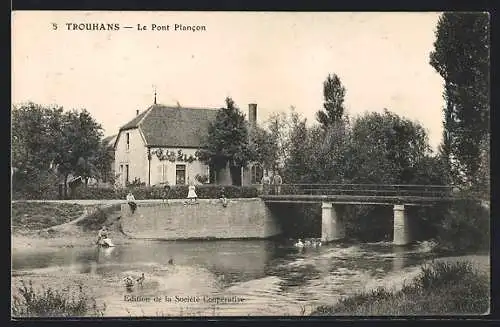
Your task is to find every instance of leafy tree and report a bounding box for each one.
[316,74,347,128]
[12,103,106,198]
[308,117,350,183]
[12,103,65,197]
[53,110,104,194]
[249,126,277,171]
[344,109,431,184]
[283,112,311,183]
[266,107,299,171]
[196,97,253,185]
[429,12,490,189]
[93,140,115,184]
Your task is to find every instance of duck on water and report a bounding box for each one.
[294,238,322,248]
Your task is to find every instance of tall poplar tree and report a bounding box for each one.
[429,12,490,189]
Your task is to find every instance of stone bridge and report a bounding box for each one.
[260,184,468,245]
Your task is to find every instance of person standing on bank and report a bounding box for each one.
[261,171,271,195]
[273,171,283,195]
[126,191,137,214]
[185,179,198,205]
[162,182,171,205]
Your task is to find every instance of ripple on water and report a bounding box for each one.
[12,239,458,317]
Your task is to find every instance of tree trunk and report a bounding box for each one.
[63,174,68,199]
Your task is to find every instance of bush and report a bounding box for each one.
[12,280,106,317]
[76,207,109,231]
[12,170,60,200]
[69,184,259,200]
[311,261,489,315]
[436,199,490,253]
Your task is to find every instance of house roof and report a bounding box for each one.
[103,134,117,147]
[118,104,219,148]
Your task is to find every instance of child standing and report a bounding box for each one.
[185,179,198,205]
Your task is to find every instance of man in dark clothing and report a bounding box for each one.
[273,172,283,195]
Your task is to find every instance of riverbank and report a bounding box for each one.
[311,255,490,316]
[11,201,136,253]
[12,202,86,232]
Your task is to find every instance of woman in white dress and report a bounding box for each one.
[186,179,198,205]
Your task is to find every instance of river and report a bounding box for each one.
[11,238,482,316]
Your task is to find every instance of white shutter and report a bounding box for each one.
[162,164,168,182]
[157,164,162,185]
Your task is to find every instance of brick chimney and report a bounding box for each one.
[136,109,139,116]
[248,103,257,126]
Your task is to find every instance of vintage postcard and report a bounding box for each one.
[11,11,490,318]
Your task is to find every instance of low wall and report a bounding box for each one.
[120,198,281,240]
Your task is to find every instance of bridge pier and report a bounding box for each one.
[321,202,345,243]
[393,204,410,245]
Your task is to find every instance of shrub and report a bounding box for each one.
[12,280,106,317]
[67,184,259,200]
[76,207,109,231]
[435,199,490,252]
[311,261,489,315]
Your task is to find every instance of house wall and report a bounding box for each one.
[115,128,148,186]
[149,147,209,186]
[120,198,282,240]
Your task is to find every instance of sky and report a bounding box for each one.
[12,11,445,149]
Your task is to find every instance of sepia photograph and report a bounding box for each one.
[11,11,490,318]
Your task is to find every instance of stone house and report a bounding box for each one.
[113,103,263,187]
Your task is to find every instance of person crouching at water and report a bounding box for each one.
[185,179,198,205]
[96,226,108,245]
[126,191,137,214]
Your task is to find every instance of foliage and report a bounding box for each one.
[76,207,110,231]
[12,103,109,198]
[16,184,260,200]
[307,118,350,183]
[311,261,489,315]
[316,73,347,128]
[12,280,106,317]
[152,148,197,163]
[435,198,490,252]
[195,174,209,184]
[11,202,84,232]
[283,111,311,183]
[249,125,278,171]
[93,140,115,183]
[265,109,297,170]
[429,12,490,189]
[196,98,253,183]
[344,109,431,184]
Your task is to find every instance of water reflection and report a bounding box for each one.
[12,238,443,316]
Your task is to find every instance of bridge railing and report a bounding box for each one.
[265,184,455,198]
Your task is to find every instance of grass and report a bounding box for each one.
[11,280,106,317]
[11,202,85,232]
[311,261,490,316]
[75,206,112,231]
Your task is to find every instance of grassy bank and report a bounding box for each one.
[12,202,85,233]
[311,260,489,315]
[11,201,131,252]
[12,280,106,317]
